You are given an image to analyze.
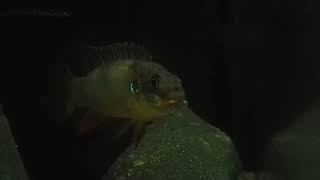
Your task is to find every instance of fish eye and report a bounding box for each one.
[150,74,160,89]
[151,79,158,88]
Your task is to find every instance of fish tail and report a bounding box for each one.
[42,63,74,125]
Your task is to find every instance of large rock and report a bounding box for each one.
[105,108,246,180]
[0,105,29,180]
[263,105,320,180]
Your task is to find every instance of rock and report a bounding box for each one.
[240,171,277,180]
[241,172,256,180]
[0,105,29,180]
[105,108,245,180]
[263,105,320,180]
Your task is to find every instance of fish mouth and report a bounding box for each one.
[160,99,188,108]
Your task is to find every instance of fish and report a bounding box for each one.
[45,42,188,146]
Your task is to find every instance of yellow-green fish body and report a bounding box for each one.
[48,42,187,142]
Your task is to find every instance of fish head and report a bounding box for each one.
[128,61,187,118]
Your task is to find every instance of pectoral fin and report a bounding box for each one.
[110,118,136,140]
[110,119,145,149]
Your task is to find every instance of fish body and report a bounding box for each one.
[47,42,187,142]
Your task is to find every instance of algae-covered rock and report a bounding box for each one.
[105,108,245,180]
[0,105,28,180]
[263,105,320,180]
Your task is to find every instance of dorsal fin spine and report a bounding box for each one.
[89,42,152,63]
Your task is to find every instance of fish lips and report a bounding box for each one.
[159,98,188,109]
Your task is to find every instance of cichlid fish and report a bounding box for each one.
[47,42,187,145]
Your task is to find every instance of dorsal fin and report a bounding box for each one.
[88,42,152,63]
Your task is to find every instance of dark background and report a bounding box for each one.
[1,0,320,180]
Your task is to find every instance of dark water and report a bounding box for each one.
[1,1,320,180]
